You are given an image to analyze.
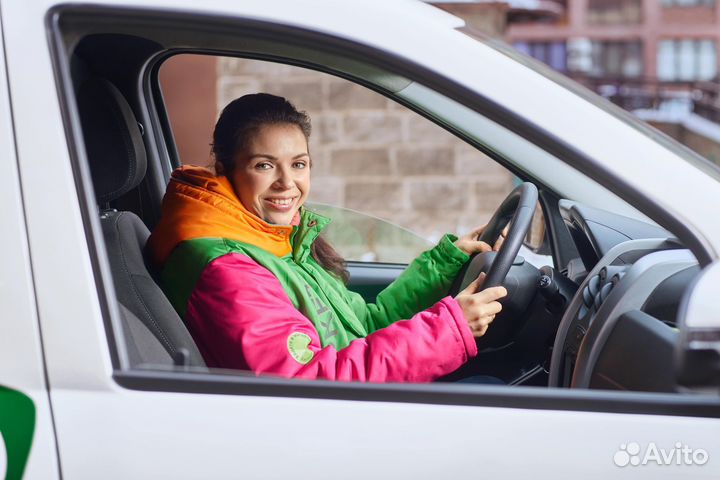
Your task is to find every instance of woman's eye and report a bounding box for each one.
[293,161,307,169]
[255,162,272,170]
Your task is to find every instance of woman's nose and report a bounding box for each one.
[273,166,296,189]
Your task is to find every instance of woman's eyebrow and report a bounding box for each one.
[248,154,276,161]
[248,153,309,161]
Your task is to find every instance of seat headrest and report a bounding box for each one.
[77,78,147,204]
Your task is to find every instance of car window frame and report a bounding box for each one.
[47,5,720,418]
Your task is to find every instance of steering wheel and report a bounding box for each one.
[449,182,538,295]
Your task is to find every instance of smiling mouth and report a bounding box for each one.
[264,197,298,211]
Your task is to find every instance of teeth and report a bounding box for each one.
[268,198,293,206]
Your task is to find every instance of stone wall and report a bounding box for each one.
[216,58,514,243]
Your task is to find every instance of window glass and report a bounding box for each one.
[513,41,567,72]
[588,0,642,24]
[306,203,433,263]
[657,40,676,81]
[698,40,718,79]
[657,39,718,81]
[679,40,696,81]
[662,0,715,6]
[588,41,643,78]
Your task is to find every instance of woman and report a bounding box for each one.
[147,93,507,382]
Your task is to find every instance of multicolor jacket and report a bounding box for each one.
[147,166,478,382]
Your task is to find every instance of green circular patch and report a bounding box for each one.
[287,332,314,365]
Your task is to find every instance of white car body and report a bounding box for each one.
[0,0,719,479]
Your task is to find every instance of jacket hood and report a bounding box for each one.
[148,165,307,267]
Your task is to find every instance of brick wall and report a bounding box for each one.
[217,58,514,242]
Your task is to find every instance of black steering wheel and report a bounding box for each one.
[449,182,538,295]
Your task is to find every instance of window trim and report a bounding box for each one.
[47,5,720,417]
[114,369,720,418]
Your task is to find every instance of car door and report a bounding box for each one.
[0,9,61,479]
[4,1,720,479]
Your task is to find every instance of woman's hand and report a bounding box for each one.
[455,273,507,338]
[454,223,507,256]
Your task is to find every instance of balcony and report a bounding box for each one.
[569,74,720,124]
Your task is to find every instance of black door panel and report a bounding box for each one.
[346,261,405,302]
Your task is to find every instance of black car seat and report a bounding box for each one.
[77,77,206,369]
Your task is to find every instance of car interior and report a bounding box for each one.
[55,7,704,394]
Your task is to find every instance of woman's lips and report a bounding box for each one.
[264,197,297,212]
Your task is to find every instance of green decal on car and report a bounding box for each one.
[287,332,314,365]
[0,386,35,480]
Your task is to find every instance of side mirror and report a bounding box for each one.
[675,261,720,389]
[523,202,550,255]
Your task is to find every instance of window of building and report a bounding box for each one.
[657,39,718,81]
[588,0,642,24]
[662,0,715,7]
[513,41,567,72]
[589,41,644,78]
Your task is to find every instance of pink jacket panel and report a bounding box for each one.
[185,253,478,382]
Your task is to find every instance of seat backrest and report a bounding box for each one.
[119,304,173,367]
[78,76,205,368]
[101,210,206,367]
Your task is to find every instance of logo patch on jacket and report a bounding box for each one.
[287,332,314,365]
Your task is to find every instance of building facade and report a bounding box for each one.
[507,0,720,83]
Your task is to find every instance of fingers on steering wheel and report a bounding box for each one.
[475,313,496,328]
[473,323,490,337]
[494,223,510,252]
[471,223,488,240]
[474,286,508,304]
[493,235,504,252]
[477,240,492,253]
[459,273,486,295]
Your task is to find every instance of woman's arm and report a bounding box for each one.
[184,252,477,382]
[345,234,469,333]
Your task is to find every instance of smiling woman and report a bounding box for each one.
[146,92,508,381]
[205,93,347,281]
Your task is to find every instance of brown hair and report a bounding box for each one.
[212,93,348,283]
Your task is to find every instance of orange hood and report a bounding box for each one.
[147,165,298,267]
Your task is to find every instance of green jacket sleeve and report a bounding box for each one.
[344,234,469,333]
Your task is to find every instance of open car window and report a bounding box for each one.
[159,54,516,264]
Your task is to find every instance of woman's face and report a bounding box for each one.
[230,123,310,225]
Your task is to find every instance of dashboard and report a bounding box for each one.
[549,201,699,392]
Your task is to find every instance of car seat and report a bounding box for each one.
[77,77,206,369]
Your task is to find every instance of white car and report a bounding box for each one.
[1,0,719,478]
